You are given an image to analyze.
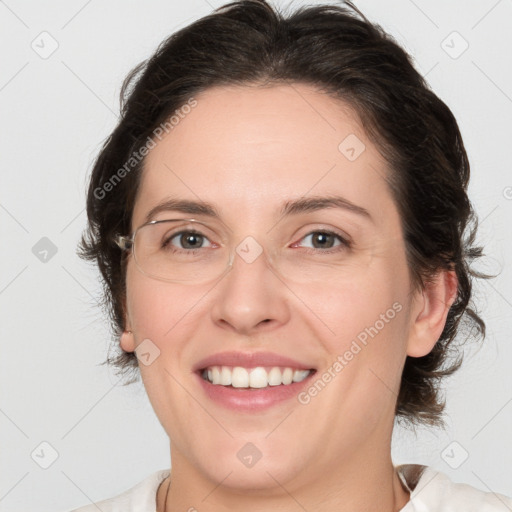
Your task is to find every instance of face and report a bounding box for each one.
[122,83,421,493]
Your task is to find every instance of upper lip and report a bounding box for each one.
[193,351,315,372]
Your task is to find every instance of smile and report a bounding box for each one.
[201,365,313,389]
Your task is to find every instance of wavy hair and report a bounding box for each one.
[78,0,488,426]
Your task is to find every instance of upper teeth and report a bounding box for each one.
[202,366,311,388]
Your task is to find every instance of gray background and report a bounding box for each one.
[1,0,511,510]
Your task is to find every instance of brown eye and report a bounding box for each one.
[310,232,336,249]
[163,230,212,251]
[297,231,348,250]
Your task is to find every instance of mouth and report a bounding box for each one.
[193,351,317,411]
[195,364,317,412]
[199,365,315,389]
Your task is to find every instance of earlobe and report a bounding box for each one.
[120,328,135,352]
[120,294,135,352]
[406,270,458,358]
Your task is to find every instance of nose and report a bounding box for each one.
[209,243,291,336]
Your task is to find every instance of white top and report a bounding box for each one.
[69,465,512,512]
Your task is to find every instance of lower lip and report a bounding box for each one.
[195,371,316,412]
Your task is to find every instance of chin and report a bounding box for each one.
[209,462,302,494]
[193,440,307,493]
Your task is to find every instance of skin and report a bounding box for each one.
[120,83,457,512]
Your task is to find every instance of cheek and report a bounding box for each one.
[126,261,198,339]
[301,263,409,349]
[124,269,203,431]
[310,292,409,423]
[127,285,169,336]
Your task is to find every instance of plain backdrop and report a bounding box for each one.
[1,0,511,510]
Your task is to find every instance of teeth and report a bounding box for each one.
[268,367,282,386]
[282,367,293,385]
[232,367,249,388]
[211,366,221,385]
[220,366,232,386]
[249,367,268,388]
[201,366,311,388]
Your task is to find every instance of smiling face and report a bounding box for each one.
[120,83,430,496]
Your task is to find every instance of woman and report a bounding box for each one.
[73,0,511,510]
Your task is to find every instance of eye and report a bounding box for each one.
[294,230,349,251]
[164,230,213,251]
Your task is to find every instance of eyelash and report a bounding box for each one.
[291,230,351,253]
[163,229,351,253]
[162,230,212,252]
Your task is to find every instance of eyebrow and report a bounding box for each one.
[144,195,372,224]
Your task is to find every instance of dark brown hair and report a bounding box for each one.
[78,0,487,426]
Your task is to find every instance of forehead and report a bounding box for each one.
[132,83,396,231]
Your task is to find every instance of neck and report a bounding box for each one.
[159,443,410,512]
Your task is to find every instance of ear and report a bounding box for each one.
[120,328,135,353]
[120,296,135,353]
[406,270,458,357]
